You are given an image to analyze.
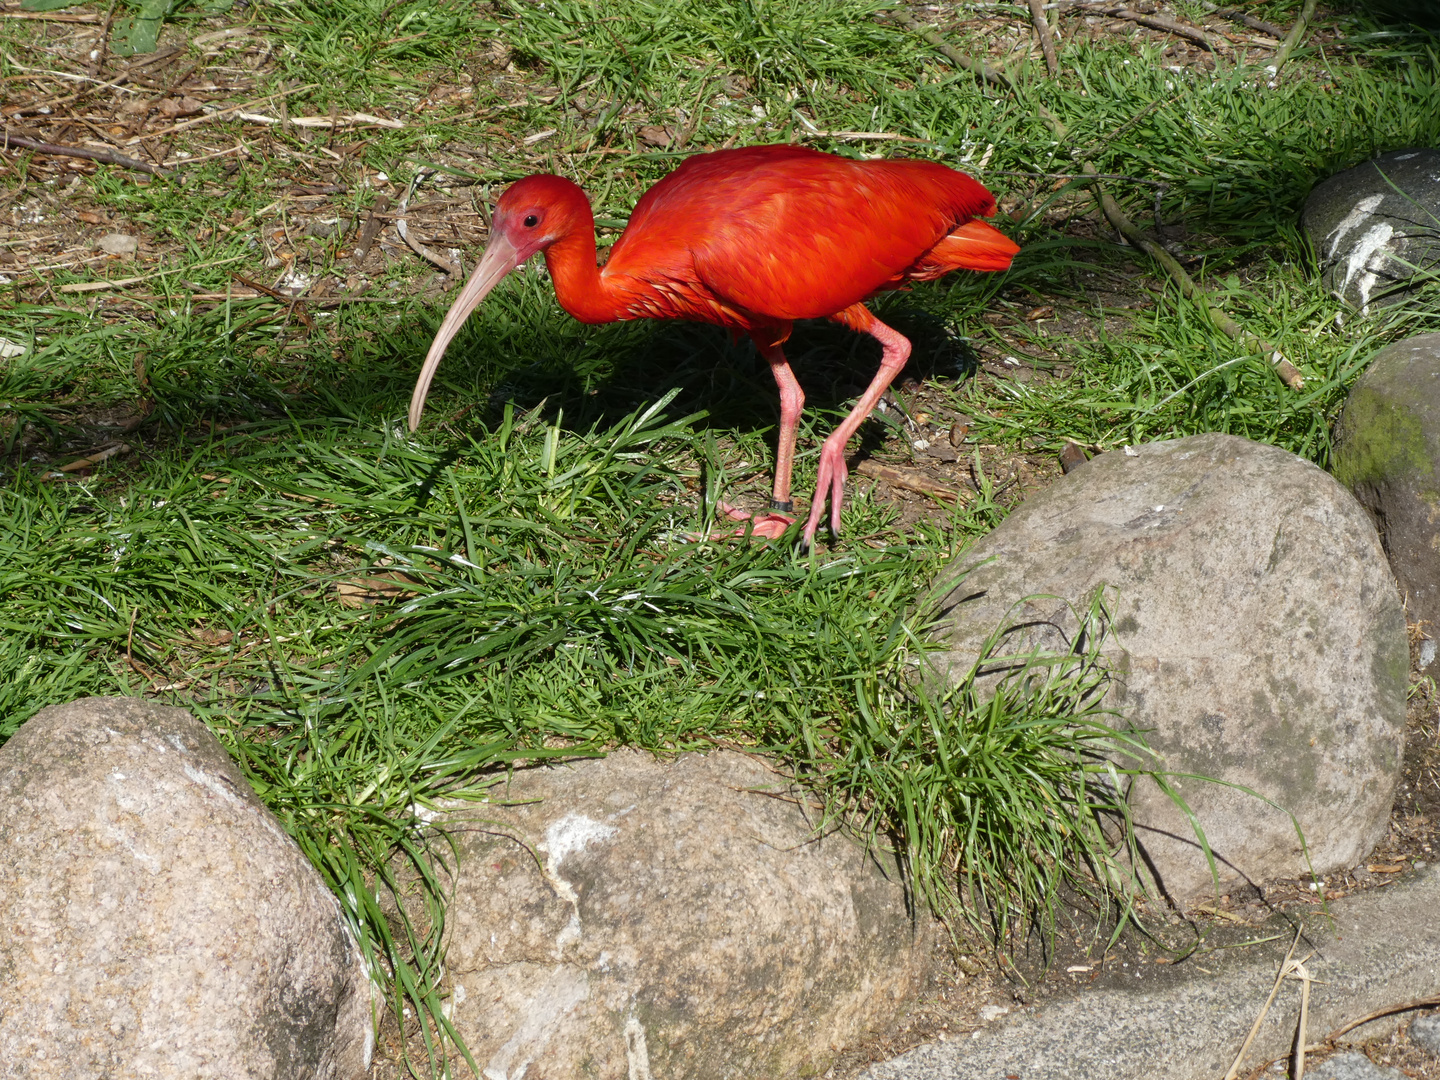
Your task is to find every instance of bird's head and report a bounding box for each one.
[407,174,589,432]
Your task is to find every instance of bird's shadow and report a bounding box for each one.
[442,299,980,470]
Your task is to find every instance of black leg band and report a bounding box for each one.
[770,499,794,514]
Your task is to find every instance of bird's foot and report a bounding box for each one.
[702,501,795,541]
[801,443,850,547]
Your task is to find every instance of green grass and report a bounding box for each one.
[4,0,1440,1071]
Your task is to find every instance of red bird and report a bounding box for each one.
[407,144,1019,545]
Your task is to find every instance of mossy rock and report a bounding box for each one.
[1333,332,1440,664]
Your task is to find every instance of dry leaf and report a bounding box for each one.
[637,125,676,148]
[58,442,131,473]
[76,210,108,224]
[334,569,422,608]
[157,96,205,119]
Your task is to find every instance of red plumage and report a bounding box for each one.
[408,144,1019,545]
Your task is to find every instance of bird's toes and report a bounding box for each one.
[696,504,795,542]
[715,501,755,523]
[744,514,795,540]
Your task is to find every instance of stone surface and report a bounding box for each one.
[96,233,139,256]
[1295,1053,1403,1080]
[0,697,374,1080]
[930,433,1407,900]
[1410,1012,1440,1055]
[438,749,928,1080]
[1302,148,1440,312]
[864,863,1440,1080]
[1333,333,1440,671]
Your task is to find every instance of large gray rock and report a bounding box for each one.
[437,749,928,1080]
[0,697,374,1079]
[930,433,1407,901]
[1333,332,1440,671]
[1302,148,1440,312]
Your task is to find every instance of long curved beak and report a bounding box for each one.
[407,231,523,431]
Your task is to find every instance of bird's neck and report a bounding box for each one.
[542,210,624,324]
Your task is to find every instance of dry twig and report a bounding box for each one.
[1107,7,1222,51]
[1268,0,1318,78]
[1028,0,1060,76]
[1292,958,1313,1080]
[887,9,1014,90]
[1325,992,1440,1041]
[59,442,131,472]
[352,193,391,260]
[233,275,315,332]
[2,131,171,176]
[0,8,103,21]
[1214,8,1287,39]
[854,459,968,504]
[396,170,460,276]
[124,83,320,144]
[55,253,248,294]
[1223,926,1303,1080]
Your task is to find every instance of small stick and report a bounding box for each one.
[1084,163,1303,389]
[1108,7,1221,51]
[233,274,315,332]
[888,9,1014,90]
[126,608,143,678]
[1223,926,1303,1080]
[59,442,131,472]
[352,193,391,260]
[1,132,171,176]
[90,0,118,79]
[396,169,460,276]
[0,9,104,21]
[1215,8,1287,39]
[1325,992,1440,1041]
[54,253,248,293]
[1028,0,1060,76]
[1292,959,1312,1080]
[124,82,320,144]
[987,168,1169,188]
[1268,0,1318,78]
[854,459,968,504]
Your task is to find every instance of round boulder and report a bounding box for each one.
[1302,148,1440,313]
[1333,332,1440,671]
[929,433,1407,902]
[437,749,928,1080]
[0,697,375,1079]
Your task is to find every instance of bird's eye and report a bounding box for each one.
[523,214,539,227]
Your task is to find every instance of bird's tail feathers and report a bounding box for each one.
[912,219,1020,277]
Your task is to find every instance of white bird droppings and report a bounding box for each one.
[1325,194,1385,259]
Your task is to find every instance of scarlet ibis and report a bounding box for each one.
[407,144,1019,545]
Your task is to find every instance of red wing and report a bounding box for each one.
[602,147,1013,323]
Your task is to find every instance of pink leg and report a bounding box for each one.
[762,341,805,510]
[803,306,911,546]
[712,334,804,541]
